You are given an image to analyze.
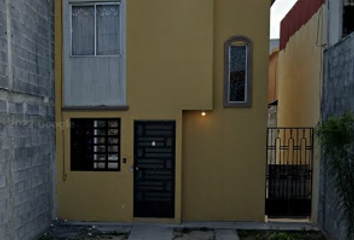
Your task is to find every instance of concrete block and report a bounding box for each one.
[0,176,5,188]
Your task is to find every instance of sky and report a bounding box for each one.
[270,0,299,39]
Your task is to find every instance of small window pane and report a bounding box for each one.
[94,146,106,153]
[72,6,95,55]
[94,162,106,169]
[108,154,119,161]
[94,129,106,136]
[108,120,119,128]
[94,154,106,160]
[94,120,106,127]
[96,5,120,55]
[94,137,106,144]
[108,129,119,135]
[108,163,119,169]
[108,145,119,152]
[229,44,247,102]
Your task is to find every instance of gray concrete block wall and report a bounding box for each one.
[320,32,354,240]
[0,0,8,90]
[0,1,55,240]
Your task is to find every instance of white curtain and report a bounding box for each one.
[72,6,95,55]
[97,5,120,55]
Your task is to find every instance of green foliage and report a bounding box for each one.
[181,227,194,234]
[238,230,248,238]
[316,112,354,150]
[267,232,294,240]
[238,230,325,240]
[316,112,354,239]
[253,232,293,240]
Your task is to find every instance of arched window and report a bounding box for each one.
[224,36,253,107]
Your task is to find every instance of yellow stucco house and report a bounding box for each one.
[54,0,272,223]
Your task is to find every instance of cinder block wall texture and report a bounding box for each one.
[321,33,354,240]
[0,0,55,240]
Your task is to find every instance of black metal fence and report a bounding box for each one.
[266,128,314,217]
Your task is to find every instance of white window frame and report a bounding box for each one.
[69,1,121,58]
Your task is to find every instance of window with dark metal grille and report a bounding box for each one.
[71,119,121,171]
[343,0,354,38]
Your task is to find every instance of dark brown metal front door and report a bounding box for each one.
[133,121,176,218]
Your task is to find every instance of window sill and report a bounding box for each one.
[62,106,129,111]
[69,55,121,58]
[224,102,252,108]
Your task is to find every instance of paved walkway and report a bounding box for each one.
[127,225,240,240]
[128,225,173,240]
[56,221,318,240]
[70,220,317,231]
[215,229,240,240]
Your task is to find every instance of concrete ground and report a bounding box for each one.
[42,221,318,240]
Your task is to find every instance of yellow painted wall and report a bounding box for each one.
[55,0,270,222]
[181,0,270,221]
[276,7,325,223]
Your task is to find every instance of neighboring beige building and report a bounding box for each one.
[269,40,279,105]
[276,0,325,224]
[55,0,272,223]
[275,0,354,233]
[268,39,279,127]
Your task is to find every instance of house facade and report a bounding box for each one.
[54,0,271,223]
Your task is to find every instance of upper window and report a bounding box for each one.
[224,36,252,107]
[71,118,121,171]
[71,2,120,56]
[343,0,354,38]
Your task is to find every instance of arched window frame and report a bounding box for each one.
[224,35,253,107]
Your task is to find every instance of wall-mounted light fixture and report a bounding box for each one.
[201,111,206,117]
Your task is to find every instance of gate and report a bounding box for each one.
[266,128,314,217]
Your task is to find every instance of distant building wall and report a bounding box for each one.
[327,0,342,47]
[276,1,326,223]
[268,50,278,104]
[268,49,278,127]
[0,1,55,240]
[320,32,354,240]
[277,7,324,128]
[267,105,277,127]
